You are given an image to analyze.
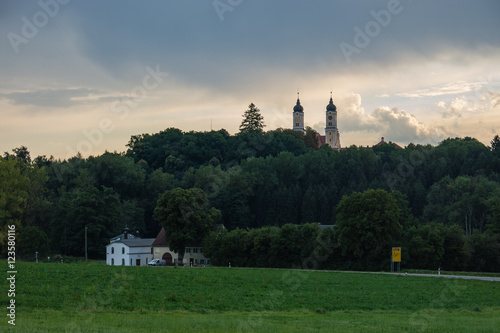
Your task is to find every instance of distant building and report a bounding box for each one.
[106,236,155,266]
[293,92,341,149]
[151,227,210,266]
[292,94,305,132]
[292,95,405,150]
[373,137,402,149]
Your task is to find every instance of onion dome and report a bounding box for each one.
[293,98,304,112]
[326,97,336,112]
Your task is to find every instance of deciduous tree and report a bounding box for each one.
[335,189,402,269]
[154,188,221,264]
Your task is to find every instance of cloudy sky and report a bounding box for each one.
[1,0,499,159]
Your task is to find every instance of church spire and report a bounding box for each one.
[325,92,340,149]
[293,91,304,132]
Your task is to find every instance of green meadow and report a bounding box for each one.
[1,261,499,332]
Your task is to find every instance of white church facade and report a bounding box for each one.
[292,93,341,149]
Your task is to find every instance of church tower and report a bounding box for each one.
[293,92,304,132]
[325,93,340,149]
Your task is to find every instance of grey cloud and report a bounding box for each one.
[489,91,500,108]
[397,81,485,98]
[0,88,111,108]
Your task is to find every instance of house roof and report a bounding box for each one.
[316,133,326,146]
[107,238,155,247]
[151,227,203,248]
[152,227,168,247]
[110,232,139,243]
[374,137,402,149]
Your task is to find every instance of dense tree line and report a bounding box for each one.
[1,127,500,271]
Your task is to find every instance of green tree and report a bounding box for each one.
[467,230,500,272]
[0,155,49,254]
[304,126,320,150]
[18,226,50,260]
[5,146,32,163]
[423,175,500,235]
[335,189,402,269]
[154,188,221,264]
[491,134,500,151]
[239,103,265,134]
[404,223,444,269]
[50,170,121,258]
[442,224,469,271]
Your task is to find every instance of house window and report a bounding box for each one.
[151,248,153,254]
[122,259,125,266]
[111,258,114,265]
[328,122,332,126]
[195,259,199,264]
[122,247,125,254]
[111,247,114,254]
[174,259,178,264]
[193,248,198,254]
[206,260,210,265]
[186,248,191,254]
[295,123,299,127]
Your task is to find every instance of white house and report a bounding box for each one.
[106,237,155,266]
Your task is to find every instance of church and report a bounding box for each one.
[293,93,341,149]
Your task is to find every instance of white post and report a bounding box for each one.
[85,226,88,261]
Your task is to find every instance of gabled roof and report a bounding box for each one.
[107,238,155,247]
[151,227,203,248]
[374,137,402,149]
[152,227,168,247]
[316,133,326,145]
[110,232,139,243]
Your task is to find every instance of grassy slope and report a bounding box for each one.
[1,262,499,332]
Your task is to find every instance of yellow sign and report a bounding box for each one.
[392,247,401,262]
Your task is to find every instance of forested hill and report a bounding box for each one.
[2,128,500,269]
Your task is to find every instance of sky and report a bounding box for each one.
[1,0,500,159]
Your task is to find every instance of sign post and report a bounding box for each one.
[391,247,401,272]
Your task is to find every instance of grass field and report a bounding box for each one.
[1,261,499,332]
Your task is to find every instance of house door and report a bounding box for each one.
[136,259,141,266]
[190,258,194,266]
[162,252,173,264]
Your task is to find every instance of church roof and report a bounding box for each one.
[316,133,326,146]
[326,97,336,112]
[293,98,304,112]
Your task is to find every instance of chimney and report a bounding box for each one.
[124,226,129,239]
[381,137,385,142]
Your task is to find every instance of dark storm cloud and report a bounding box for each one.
[1,1,499,89]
